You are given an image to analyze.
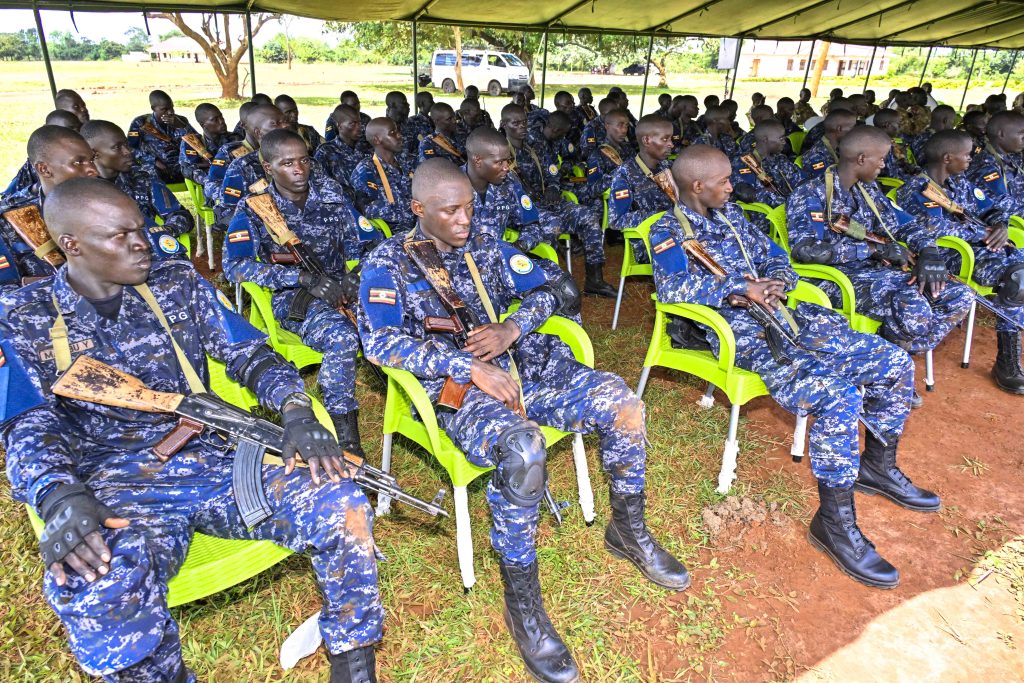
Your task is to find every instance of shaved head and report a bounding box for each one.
[149,89,172,107]
[412,158,469,201]
[28,125,90,164]
[259,128,307,162]
[923,129,972,164]
[635,113,672,139]
[466,127,509,158]
[838,125,890,160]
[44,176,137,238]
[55,89,89,123]
[332,103,359,124]
[672,144,730,188]
[80,119,125,144]
[365,117,397,143]
[45,109,82,131]
[824,109,858,134]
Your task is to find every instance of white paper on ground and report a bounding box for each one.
[280,612,323,670]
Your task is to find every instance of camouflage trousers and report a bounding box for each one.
[44,448,382,681]
[439,364,647,566]
[948,244,1024,333]
[277,295,360,414]
[724,303,914,488]
[518,201,606,266]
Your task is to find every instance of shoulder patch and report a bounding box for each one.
[548,164,559,176]
[360,267,402,329]
[614,189,630,200]
[509,253,534,274]
[809,211,825,222]
[424,148,435,156]
[653,237,676,254]
[974,187,987,201]
[520,195,533,210]
[224,186,242,198]
[811,162,825,170]
[984,171,1001,182]
[216,289,235,312]
[212,158,226,167]
[158,235,181,254]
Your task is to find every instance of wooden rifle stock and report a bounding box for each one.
[830,214,916,268]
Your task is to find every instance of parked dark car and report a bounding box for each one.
[622,63,648,75]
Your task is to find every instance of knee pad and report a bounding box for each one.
[997,263,1024,307]
[492,422,547,507]
[537,270,581,317]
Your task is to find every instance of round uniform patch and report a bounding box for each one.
[417,133,424,141]
[358,215,375,232]
[216,289,235,312]
[567,143,574,152]
[520,195,533,210]
[974,187,986,201]
[158,235,180,254]
[548,163,559,175]
[509,254,534,274]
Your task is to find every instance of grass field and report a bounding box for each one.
[1,58,1022,682]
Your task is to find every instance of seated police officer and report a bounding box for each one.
[0,177,383,682]
[128,89,199,184]
[359,159,688,683]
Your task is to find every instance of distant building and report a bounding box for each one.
[149,37,207,63]
[736,40,887,79]
[122,51,152,63]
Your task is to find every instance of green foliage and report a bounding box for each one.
[257,32,371,64]
[47,31,126,61]
[159,29,184,41]
[887,46,1022,83]
[0,29,41,61]
[124,27,150,53]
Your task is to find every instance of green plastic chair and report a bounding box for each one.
[612,211,665,330]
[794,155,803,169]
[241,282,324,370]
[375,314,596,591]
[636,281,832,493]
[184,178,218,270]
[875,177,904,191]
[788,131,806,154]
[25,358,293,607]
[369,218,393,238]
[501,228,563,265]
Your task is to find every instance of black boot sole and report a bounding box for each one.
[853,482,941,512]
[806,530,900,589]
[992,371,1024,395]
[604,539,692,591]
[584,287,616,298]
[502,609,580,683]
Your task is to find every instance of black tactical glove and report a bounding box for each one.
[791,239,834,265]
[870,241,910,267]
[281,402,347,484]
[338,271,360,307]
[912,246,948,294]
[731,182,758,204]
[299,270,348,309]
[39,482,117,568]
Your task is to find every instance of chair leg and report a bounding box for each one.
[790,413,808,463]
[375,433,394,517]
[235,284,244,313]
[453,485,476,592]
[697,383,716,409]
[636,366,652,398]
[206,221,216,271]
[961,300,977,369]
[571,433,596,526]
[611,276,627,330]
[716,402,741,494]
[925,349,935,392]
[564,238,572,275]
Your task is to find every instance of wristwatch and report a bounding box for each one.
[281,392,313,411]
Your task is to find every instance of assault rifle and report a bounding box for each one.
[52,356,448,528]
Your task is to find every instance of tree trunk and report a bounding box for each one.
[453,27,464,93]
[220,63,240,99]
[655,55,668,88]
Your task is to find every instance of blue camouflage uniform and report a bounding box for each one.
[224,177,381,415]
[671,119,704,154]
[649,201,914,487]
[417,132,467,167]
[786,167,974,353]
[351,154,416,234]
[968,143,1024,217]
[608,155,675,230]
[880,138,920,182]
[358,228,646,566]
[217,149,269,226]
[205,139,253,207]
[178,131,242,198]
[109,166,194,263]
[463,165,545,249]
[295,123,324,154]
[314,137,368,199]
[127,114,199,181]
[579,116,607,160]
[455,113,495,142]
[324,111,373,154]
[694,132,740,161]
[2,159,37,202]
[801,138,839,179]
[731,149,805,208]
[0,187,57,293]
[896,172,1024,333]
[515,135,606,267]
[404,114,434,156]
[579,142,633,206]
[0,260,382,681]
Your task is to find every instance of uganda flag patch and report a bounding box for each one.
[810,211,825,222]
[738,168,752,174]
[614,189,630,200]
[984,172,1001,182]
[653,237,676,254]
[224,187,242,198]
[923,201,939,209]
[368,288,397,305]
[0,256,9,270]
[812,162,825,170]
[128,131,140,137]
[212,158,226,167]
[228,230,250,243]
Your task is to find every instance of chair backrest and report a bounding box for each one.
[767,205,789,251]
[240,282,281,346]
[788,131,807,153]
[370,218,392,238]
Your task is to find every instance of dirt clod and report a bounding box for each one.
[702,495,788,543]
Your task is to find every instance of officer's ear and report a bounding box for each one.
[34,160,52,180]
[410,198,425,218]
[261,158,273,176]
[57,232,80,257]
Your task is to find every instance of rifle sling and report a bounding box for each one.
[372,154,395,204]
[635,154,677,203]
[432,134,465,161]
[824,167,899,245]
[599,145,623,166]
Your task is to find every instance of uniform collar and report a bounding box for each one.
[51,265,140,323]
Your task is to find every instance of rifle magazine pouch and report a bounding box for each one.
[287,288,314,322]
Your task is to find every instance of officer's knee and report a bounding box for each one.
[611,387,646,435]
[492,422,547,507]
[317,481,374,550]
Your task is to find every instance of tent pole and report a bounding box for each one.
[728,38,743,100]
[32,3,57,103]
[918,46,932,87]
[540,30,549,108]
[862,45,877,94]
[801,39,816,90]
[638,33,655,117]
[412,20,419,97]
[245,11,257,97]
[959,49,979,112]
[1002,49,1019,94]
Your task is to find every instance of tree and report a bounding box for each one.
[0,29,40,61]
[145,12,277,99]
[124,27,150,53]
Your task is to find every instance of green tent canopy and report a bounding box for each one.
[6,0,1024,49]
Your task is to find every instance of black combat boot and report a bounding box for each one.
[993,330,1024,394]
[856,432,940,511]
[331,410,365,457]
[808,481,900,589]
[605,491,691,591]
[329,645,377,683]
[499,561,580,683]
[583,262,616,298]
